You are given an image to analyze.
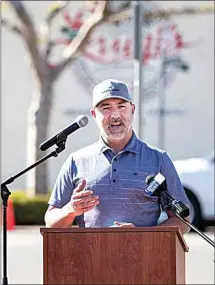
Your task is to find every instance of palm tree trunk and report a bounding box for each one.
[26,81,53,197]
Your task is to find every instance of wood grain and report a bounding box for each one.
[41,227,187,284]
[175,234,186,284]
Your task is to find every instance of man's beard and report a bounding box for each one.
[103,119,130,141]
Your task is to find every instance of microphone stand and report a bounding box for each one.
[1,134,67,285]
[159,192,215,249]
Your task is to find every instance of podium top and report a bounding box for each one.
[40,226,189,251]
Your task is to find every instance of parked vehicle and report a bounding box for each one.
[174,153,214,231]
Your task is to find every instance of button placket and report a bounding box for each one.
[111,155,118,189]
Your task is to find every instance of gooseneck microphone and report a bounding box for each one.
[39,115,89,151]
[145,173,190,218]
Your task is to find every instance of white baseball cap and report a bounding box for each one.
[92,79,132,108]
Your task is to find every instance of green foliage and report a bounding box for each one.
[10,191,50,225]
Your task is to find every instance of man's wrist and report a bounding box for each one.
[62,203,77,218]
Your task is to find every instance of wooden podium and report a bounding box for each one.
[40,226,188,284]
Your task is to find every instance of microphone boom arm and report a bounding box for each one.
[159,191,215,248]
[1,139,67,285]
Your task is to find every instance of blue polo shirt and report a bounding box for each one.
[48,132,190,227]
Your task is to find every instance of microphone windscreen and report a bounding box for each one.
[76,115,89,128]
[145,175,154,185]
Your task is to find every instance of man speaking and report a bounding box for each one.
[45,79,190,233]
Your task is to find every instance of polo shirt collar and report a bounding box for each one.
[97,131,140,155]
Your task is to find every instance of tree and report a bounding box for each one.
[1,0,132,196]
[2,0,213,196]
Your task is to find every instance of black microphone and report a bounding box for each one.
[145,173,166,196]
[145,173,190,218]
[39,115,89,151]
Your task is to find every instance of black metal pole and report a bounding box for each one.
[160,192,215,249]
[2,204,8,285]
[1,140,66,285]
[174,211,215,248]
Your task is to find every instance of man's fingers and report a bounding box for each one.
[73,195,99,206]
[82,201,99,212]
[74,199,99,212]
[80,195,99,204]
[113,221,135,228]
[70,180,99,216]
[82,206,95,213]
[73,190,94,200]
[74,179,87,193]
[118,223,135,228]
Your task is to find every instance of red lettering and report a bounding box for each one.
[154,27,163,58]
[163,28,178,57]
[112,39,120,54]
[143,34,152,63]
[123,40,131,58]
[68,10,84,30]
[98,37,106,55]
[175,32,184,49]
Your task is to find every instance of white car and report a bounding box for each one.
[174,153,214,231]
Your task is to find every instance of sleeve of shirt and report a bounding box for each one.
[48,154,75,208]
[161,152,190,208]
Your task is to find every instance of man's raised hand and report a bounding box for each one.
[67,179,99,216]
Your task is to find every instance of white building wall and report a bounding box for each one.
[2,1,214,190]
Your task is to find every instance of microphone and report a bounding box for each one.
[39,115,89,151]
[145,173,165,196]
[145,173,190,218]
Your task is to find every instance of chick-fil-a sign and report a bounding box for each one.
[58,2,193,99]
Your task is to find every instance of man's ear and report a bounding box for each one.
[132,104,135,115]
[90,109,96,118]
